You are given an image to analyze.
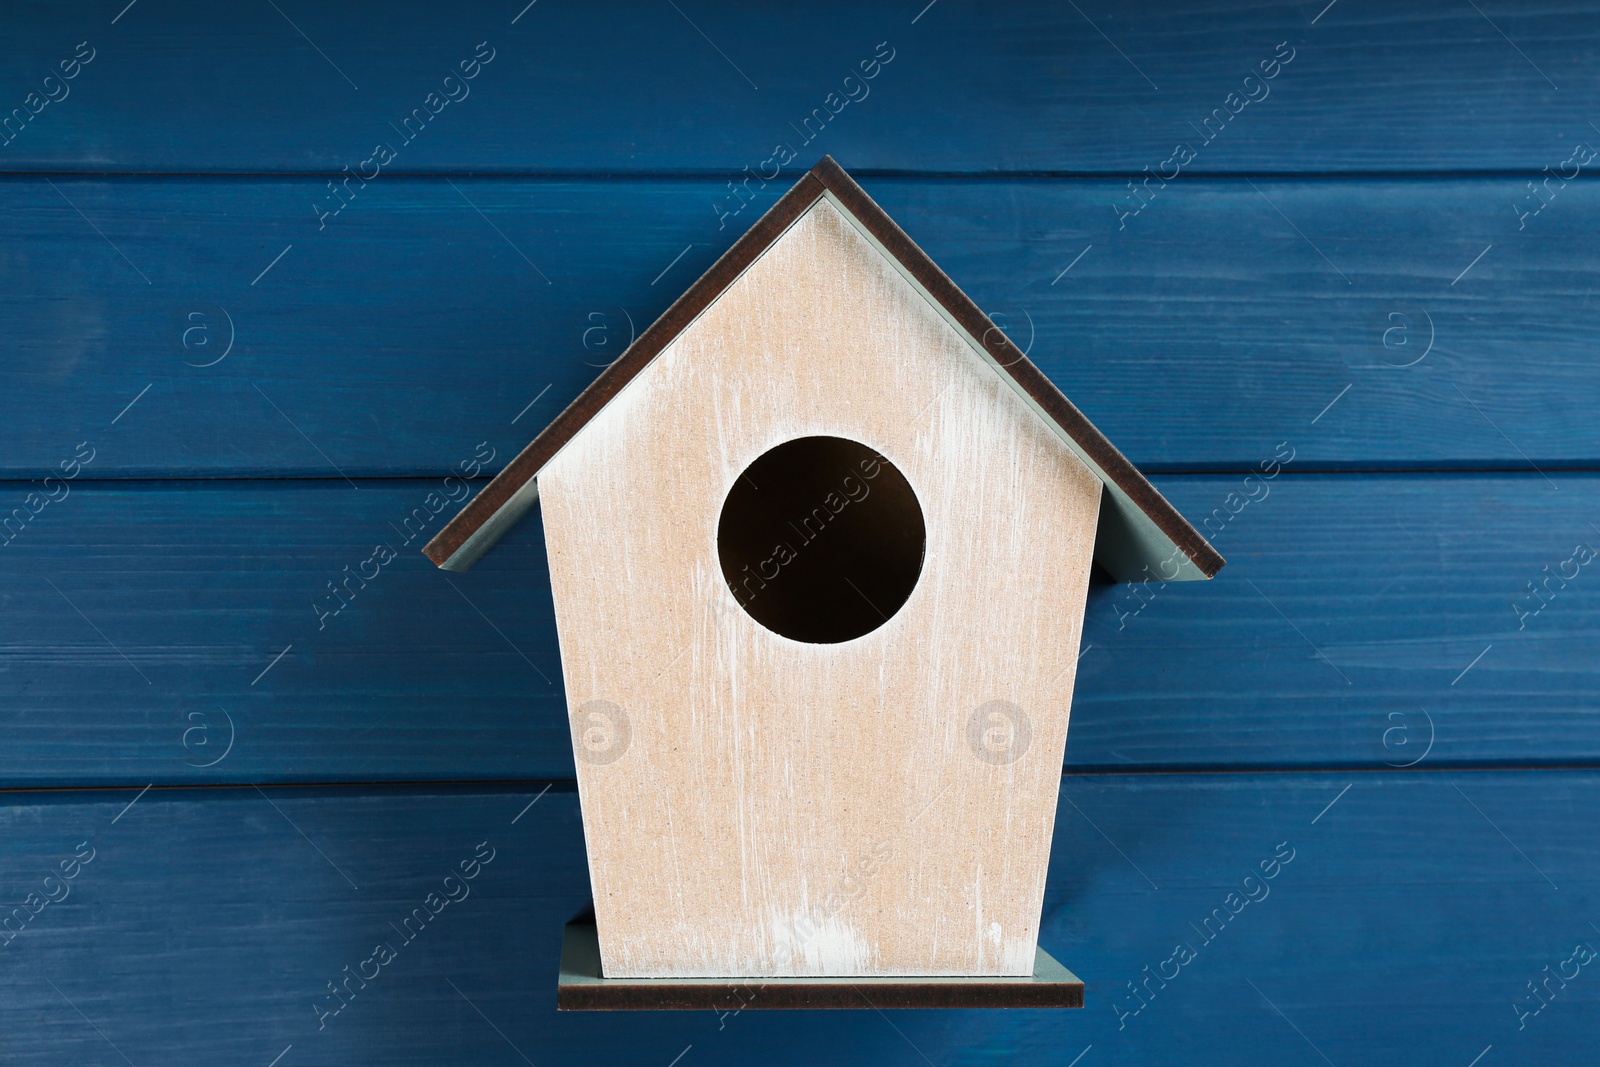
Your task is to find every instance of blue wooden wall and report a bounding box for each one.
[3,1,1597,1062]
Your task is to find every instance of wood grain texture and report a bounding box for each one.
[3,0,1592,1055]
[0,1,1595,174]
[1,473,1596,785]
[1,773,1596,1064]
[5,176,1600,478]
[542,198,1102,977]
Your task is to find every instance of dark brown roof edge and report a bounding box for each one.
[425,157,1222,580]
[423,170,827,568]
[808,157,1224,580]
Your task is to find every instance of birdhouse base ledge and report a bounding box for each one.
[556,921,1084,1011]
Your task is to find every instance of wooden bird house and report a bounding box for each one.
[424,157,1222,1005]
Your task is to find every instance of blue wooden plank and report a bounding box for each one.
[0,773,1594,1063]
[0,473,1594,784]
[0,2,1595,174]
[4,176,1600,476]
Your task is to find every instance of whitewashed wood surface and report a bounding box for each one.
[539,200,1101,978]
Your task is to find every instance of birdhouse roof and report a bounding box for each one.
[423,157,1223,582]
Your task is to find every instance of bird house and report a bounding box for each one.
[425,157,1221,1006]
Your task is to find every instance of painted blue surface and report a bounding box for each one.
[0,776,1596,1064]
[1,1,1596,1063]
[5,177,1600,475]
[0,474,1596,782]
[0,1,1596,173]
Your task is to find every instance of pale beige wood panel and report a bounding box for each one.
[539,198,1101,978]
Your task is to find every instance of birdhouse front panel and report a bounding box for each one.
[537,196,1103,978]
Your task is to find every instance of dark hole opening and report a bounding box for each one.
[717,436,926,644]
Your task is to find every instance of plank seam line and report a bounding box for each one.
[4,169,1600,181]
[4,764,1596,797]
[5,467,1598,488]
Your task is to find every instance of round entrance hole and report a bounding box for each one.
[717,436,926,644]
